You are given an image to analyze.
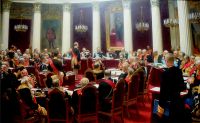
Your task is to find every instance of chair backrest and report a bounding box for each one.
[26,66,35,75]
[94,71,104,80]
[147,67,163,87]
[47,88,68,122]
[127,73,140,100]
[136,67,147,93]
[98,79,115,101]
[78,85,98,115]
[112,79,125,109]
[87,58,93,69]
[38,73,47,88]
[45,72,55,88]
[84,68,96,82]
[34,67,41,87]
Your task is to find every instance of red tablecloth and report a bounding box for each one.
[102,59,119,69]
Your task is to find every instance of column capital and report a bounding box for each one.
[122,0,131,9]
[151,0,160,7]
[3,0,11,12]
[168,0,174,5]
[92,2,100,11]
[33,3,41,12]
[63,3,71,12]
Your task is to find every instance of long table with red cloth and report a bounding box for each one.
[63,58,119,74]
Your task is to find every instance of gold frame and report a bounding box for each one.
[105,3,124,51]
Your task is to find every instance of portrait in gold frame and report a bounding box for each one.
[105,4,124,50]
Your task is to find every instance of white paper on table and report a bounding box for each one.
[65,90,73,96]
[62,87,68,91]
[115,71,123,76]
[31,88,41,91]
[111,77,118,81]
[180,91,188,96]
[150,87,160,92]
[93,84,99,88]
[183,77,188,81]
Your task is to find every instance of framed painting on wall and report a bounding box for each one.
[41,4,62,51]
[41,20,61,50]
[105,4,124,50]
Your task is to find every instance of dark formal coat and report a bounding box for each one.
[159,66,187,122]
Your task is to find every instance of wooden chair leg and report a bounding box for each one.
[146,93,151,102]
[135,104,140,117]
[111,116,114,123]
[126,105,130,118]
[121,111,124,123]
[96,114,98,123]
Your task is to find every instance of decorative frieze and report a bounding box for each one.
[93,2,99,11]
[151,0,160,7]
[3,0,11,11]
[34,3,41,12]
[122,0,131,9]
[63,3,71,12]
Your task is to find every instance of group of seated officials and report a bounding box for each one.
[1,44,200,122]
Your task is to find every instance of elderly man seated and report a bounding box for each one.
[118,62,129,80]
[93,47,105,59]
[93,63,104,80]
[48,75,67,95]
[106,48,116,59]
[18,69,35,89]
[80,47,91,59]
[71,77,90,114]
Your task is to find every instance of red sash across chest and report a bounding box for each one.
[102,79,115,88]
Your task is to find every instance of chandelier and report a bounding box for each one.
[135,6,149,32]
[14,14,28,32]
[75,9,88,33]
[189,12,200,23]
[163,18,179,28]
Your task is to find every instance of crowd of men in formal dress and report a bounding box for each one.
[1,44,200,122]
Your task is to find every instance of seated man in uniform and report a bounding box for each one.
[93,47,104,59]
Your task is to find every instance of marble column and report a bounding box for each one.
[2,1,11,50]
[168,0,180,51]
[92,2,101,54]
[177,1,193,55]
[62,3,71,54]
[32,3,41,52]
[151,0,163,54]
[123,0,133,52]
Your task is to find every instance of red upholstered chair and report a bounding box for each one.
[98,79,125,123]
[17,101,41,123]
[123,73,140,117]
[17,88,42,123]
[45,72,54,88]
[25,66,35,75]
[136,67,150,104]
[75,84,99,123]
[84,68,96,82]
[87,58,93,69]
[46,88,69,123]
[34,67,41,88]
